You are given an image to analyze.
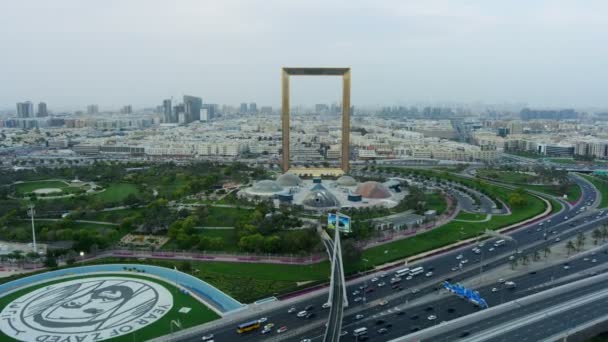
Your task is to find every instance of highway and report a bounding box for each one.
[173,176,602,342]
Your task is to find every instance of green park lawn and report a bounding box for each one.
[477,170,535,184]
[14,180,69,194]
[0,273,218,342]
[477,170,582,202]
[93,183,140,203]
[524,183,581,202]
[205,206,253,227]
[581,175,608,208]
[453,212,488,221]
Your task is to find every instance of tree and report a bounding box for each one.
[510,259,518,270]
[341,239,362,266]
[263,235,281,254]
[180,260,192,273]
[44,256,58,268]
[576,232,586,251]
[543,246,551,258]
[566,240,576,256]
[533,250,541,262]
[592,229,602,245]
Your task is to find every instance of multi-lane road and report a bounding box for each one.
[176,176,603,342]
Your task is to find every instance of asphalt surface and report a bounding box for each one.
[179,176,602,342]
[323,233,346,342]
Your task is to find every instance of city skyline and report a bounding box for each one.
[2,0,608,109]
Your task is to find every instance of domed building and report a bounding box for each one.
[245,180,284,197]
[302,184,340,209]
[276,173,302,187]
[355,181,392,199]
[336,175,357,187]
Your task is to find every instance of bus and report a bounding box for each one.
[395,267,410,278]
[237,320,261,334]
[353,327,368,337]
[494,239,505,247]
[409,267,424,276]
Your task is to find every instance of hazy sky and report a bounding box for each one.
[1,0,607,110]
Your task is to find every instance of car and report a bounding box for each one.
[498,278,505,283]
[425,271,433,277]
[380,272,388,278]
[356,314,365,320]
[340,330,348,337]
[451,266,459,271]
[488,247,495,252]
[592,259,597,263]
[584,257,590,261]
[378,282,386,287]
[411,288,420,294]
[305,313,315,319]
[354,297,363,302]
[396,311,406,316]
[427,315,437,320]
[385,323,393,329]
[555,238,561,242]
[425,306,434,312]
[460,331,471,337]
[379,300,388,306]
[366,288,375,293]
[297,310,308,318]
[352,290,360,296]
[277,326,288,333]
[258,317,267,323]
[371,277,379,282]
[456,254,463,260]
[447,308,455,313]
[304,305,314,311]
[261,328,271,335]
[491,287,498,292]
[410,326,420,332]
[563,265,570,270]
[377,328,388,334]
[406,276,413,280]
[410,314,419,320]
[509,255,515,260]
[264,323,275,329]
[461,259,469,264]
[376,319,386,325]
[202,334,214,341]
[301,339,311,342]
[287,307,296,314]
[322,302,331,309]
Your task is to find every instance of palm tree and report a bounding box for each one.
[521,255,530,266]
[566,240,576,256]
[533,250,541,262]
[592,229,602,245]
[576,232,586,251]
[601,225,608,243]
[510,259,518,270]
[543,246,551,258]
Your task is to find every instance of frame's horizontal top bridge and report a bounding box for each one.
[283,67,350,76]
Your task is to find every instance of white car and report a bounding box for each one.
[201,334,214,341]
[297,310,308,318]
[427,315,437,320]
[322,302,331,309]
[356,314,365,320]
[425,271,433,277]
[406,276,413,280]
[498,278,505,283]
[371,277,379,282]
[352,290,360,296]
[456,254,463,260]
[488,247,495,252]
[380,272,388,278]
[411,288,420,294]
[287,307,296,314]
[354,297,363,302]
[592,259,597,263]
[378,282,386,287]
[258,317,268,323]
[491,287,498,292]
[461,259,469,264]
[451,266,459,271]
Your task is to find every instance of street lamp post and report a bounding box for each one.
[28,204,37,254]
[362,258,369,304]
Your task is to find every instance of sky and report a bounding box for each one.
[1,0,607,110]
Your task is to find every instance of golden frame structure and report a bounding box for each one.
[281,67,351,174]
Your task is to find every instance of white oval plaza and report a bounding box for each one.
[0,276,173,342]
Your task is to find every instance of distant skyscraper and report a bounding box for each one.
[16,101,34,118]
[261,106,273,114]
[183,95,202,123]
[37,102,48,117]
[87,104,99,114]
[249,102,257,113]
[240,102,248,113]
[163,99,173,123]
[315,104,329,113]
[173,104,185,123]
[202,103,217,120]
[121,105,132,114]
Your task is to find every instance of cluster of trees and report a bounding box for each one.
[507,188,528,208]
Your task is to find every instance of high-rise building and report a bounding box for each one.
[261,106,273,114]
[16,101,34,118]
[37,102,48,117]
[183,95,202,123]
[173,104,185,123]
[240,102,248,113]
[87,104,99,114]
[249,102,257,113]
[202,103,218,120]
[163,99,173,123]
[121,105,132,114]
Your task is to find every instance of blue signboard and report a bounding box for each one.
[443,281,488,308]
[328,213,352,233]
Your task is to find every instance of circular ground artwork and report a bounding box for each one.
[32,188,62,195]
[0,276,173,342]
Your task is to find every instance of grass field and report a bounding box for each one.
[94,183,140,203]
[581,175,608,208]
[424,192,447,215]
[0,273,219,342]
[477,170,536,184]
[477,170,582,202]
[82,208,143,222]
[14,180,70,194]
[453,212,488,221]
[524,184,582,202]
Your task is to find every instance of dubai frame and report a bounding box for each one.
[281,67,351,175]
